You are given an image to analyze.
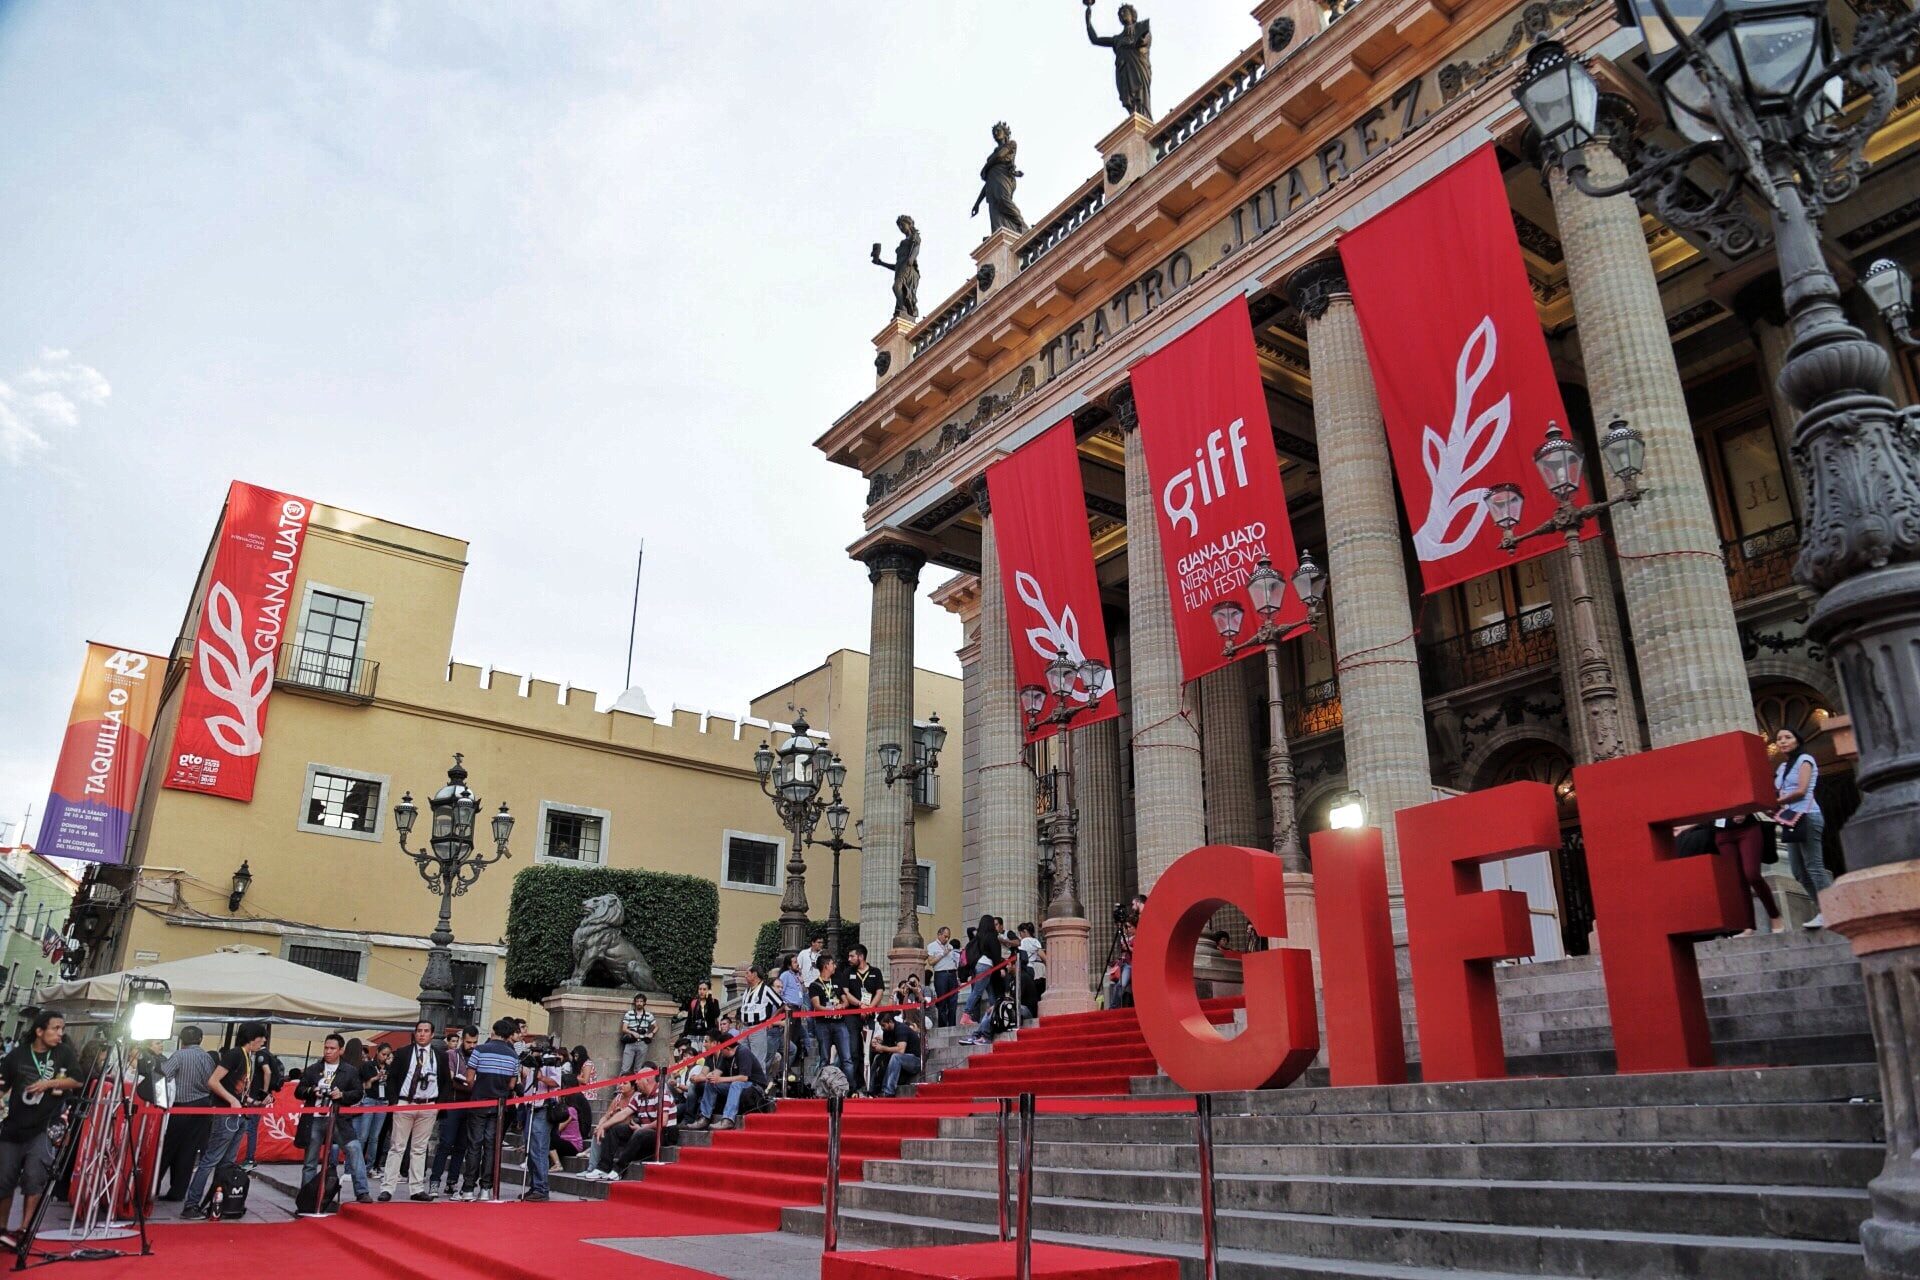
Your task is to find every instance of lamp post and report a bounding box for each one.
[754,712,851,964]
[1020,648,1111,1014]
[226,861,252,914]
[1515,14,1920,1270]
[879,713,945,984]
[393,754,513,1033]
[1481,418,1648,761]
[1209,552,1329,873]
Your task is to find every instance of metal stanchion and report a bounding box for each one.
[1196,1094,1218,1280]
[1015,1092,1037,1279]
[1014,959,1024,1033]
[823,1093,844,1253]
[996,1097,1013,1241]
[652,1077,668,1164]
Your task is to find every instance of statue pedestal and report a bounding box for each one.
[543,984,673,1081]
[971,229,1019,297]
[872,317,913,385]
[1193,935,1244,1000]
[1097,112,1155,194]
[1040,916,1095,1017]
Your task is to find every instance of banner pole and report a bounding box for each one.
[996,1097,1012,1242]
[1016,1092,1036,1280]
[823,1094,844,1253]
[1197,1093,1218,1280]
[489,1098,505,1202]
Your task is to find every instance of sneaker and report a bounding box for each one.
[377,1191,393,1203]
[181,1206,209,1221]
[1805,913,1826,929]
[355,1191,373,1204]
[410,1192,434,1202]
[452,1190,475,1202]
[520,1191,549,1202]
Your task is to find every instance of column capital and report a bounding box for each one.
[968,475,992,517]
[859,541,927,586]
[1285,256,1350,321]
[1110,383,1140,434]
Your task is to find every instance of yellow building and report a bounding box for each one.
[68,501,962,1030]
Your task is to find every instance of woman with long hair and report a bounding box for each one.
[960,915,1005,1046]
[1772,726,1831,926]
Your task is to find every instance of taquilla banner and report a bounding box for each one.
[164,481,313,802]
[39,643,166,864]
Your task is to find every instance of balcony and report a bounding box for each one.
[1282,677,1344,740]
[274,643,379,704]
[1420,605,1559,693]
[1723,520,1801,604]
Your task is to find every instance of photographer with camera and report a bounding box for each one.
[514,1036,566,1202]
[1105,895,1144,1010]
[0,1010,80,1245]
[181,1020,270,1217]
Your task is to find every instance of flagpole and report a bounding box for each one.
[624,541,645,690]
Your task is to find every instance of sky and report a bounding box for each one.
[0,0,1265,839]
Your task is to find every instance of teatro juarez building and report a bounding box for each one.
[819,0,1916,977]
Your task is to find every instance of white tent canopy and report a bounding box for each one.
[42,945,419,1025]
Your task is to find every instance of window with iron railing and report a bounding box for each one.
[287,943,362,982]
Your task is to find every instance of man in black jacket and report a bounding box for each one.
[292,1034,365,1203]
[378,1020,451,1202]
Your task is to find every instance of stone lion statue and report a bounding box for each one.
[568,893,660,992]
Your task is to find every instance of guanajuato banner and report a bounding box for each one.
[37,644,166,864]
[1129,294,1305,683]
[1339,144,1584,594]
[164,481,314,802]
[985,419,1118,743]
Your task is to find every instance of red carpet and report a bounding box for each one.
[821,1241,1179,1279]
[916,998,1239,1101]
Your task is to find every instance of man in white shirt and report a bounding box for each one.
[796,937,824,988]
[379,1020,448,1202]
[1017,923,1047,1012]
[926,926,961,1028]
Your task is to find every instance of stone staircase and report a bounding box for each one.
[787,1063,1882,1278]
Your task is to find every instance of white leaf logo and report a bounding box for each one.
[1413,316,1511,562]
[1014,570,1114,705]
[197,582,272,757]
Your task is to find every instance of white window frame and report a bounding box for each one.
[719,829,786,896]
[280,935,369,982]
[536,801,612,867]
[297,763,390,843]
[915,859,936,913]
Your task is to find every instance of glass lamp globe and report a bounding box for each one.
[1533,421,1585,501]
[1246,557,1287,619]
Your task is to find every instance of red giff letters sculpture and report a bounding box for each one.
[1134,732,1776,1092]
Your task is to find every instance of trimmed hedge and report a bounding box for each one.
[751,917,863,976]
[504,864,717,1004]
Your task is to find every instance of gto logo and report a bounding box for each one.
[1161,419,1251,537]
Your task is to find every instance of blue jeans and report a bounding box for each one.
[429,1109,465,1184]
[182,1113,246,1209]
[240,1113,261,1163]
[700,1080,749,1121]
[881,1052,920,1097]
[932,971,959,1027]
[1788,812,1833,898]
[525,1109,550,1196]
[358,1109,387,1164]
[302,1126,370,1200]
[965,961,994,1021]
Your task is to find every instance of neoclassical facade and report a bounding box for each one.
[821,0,1914,966]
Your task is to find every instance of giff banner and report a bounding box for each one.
[984,419,1119,743]
[164,481,315,802]
[39,644,167,864]
[1127,295,1306,683]
[1338,144,1588,594]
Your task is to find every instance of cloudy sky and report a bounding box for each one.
[0,1,1263,839]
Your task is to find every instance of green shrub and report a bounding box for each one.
[503,864,718,1003]
[750,917,863,976]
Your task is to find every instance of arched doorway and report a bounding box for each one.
[1476,740,1584,961]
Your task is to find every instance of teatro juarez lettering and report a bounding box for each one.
[865,0,1593,509]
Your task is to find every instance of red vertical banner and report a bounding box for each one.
[1338,145,1585,594]
[164,481,314,801]
[39,643,166,864]
[985,420,1118,743]
[1127,296,1305,683]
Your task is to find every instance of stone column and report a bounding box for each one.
[858,543,924,947]
[1076,717,1128,991]
[1115,387,1208,893]
[1544,128,1753,747]
[1200,663,1260,945]
[1112,622,1142,904]
[971,481,1041,928]
[1288,258,1433,897]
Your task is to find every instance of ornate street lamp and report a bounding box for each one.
[879,713,945,976]
[1516,21,1920,1256]
[394,754,512,1032]
[1327,789,1368,832]
[1483,419,1647,761]
[1210,552,1330,873]
[1861,258,1916,347]
[755,712,855,963]
[1019,650,1110,1012]
[226,860,253,914]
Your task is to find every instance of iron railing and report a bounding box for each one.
[1723,519,1801,603]
[275,643,378,702]
[1152,53,1268,161]
[910,287,980,360]
[1281,678,1344,739]
[1018,182,1108,272]
[1419,604,1558,692]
